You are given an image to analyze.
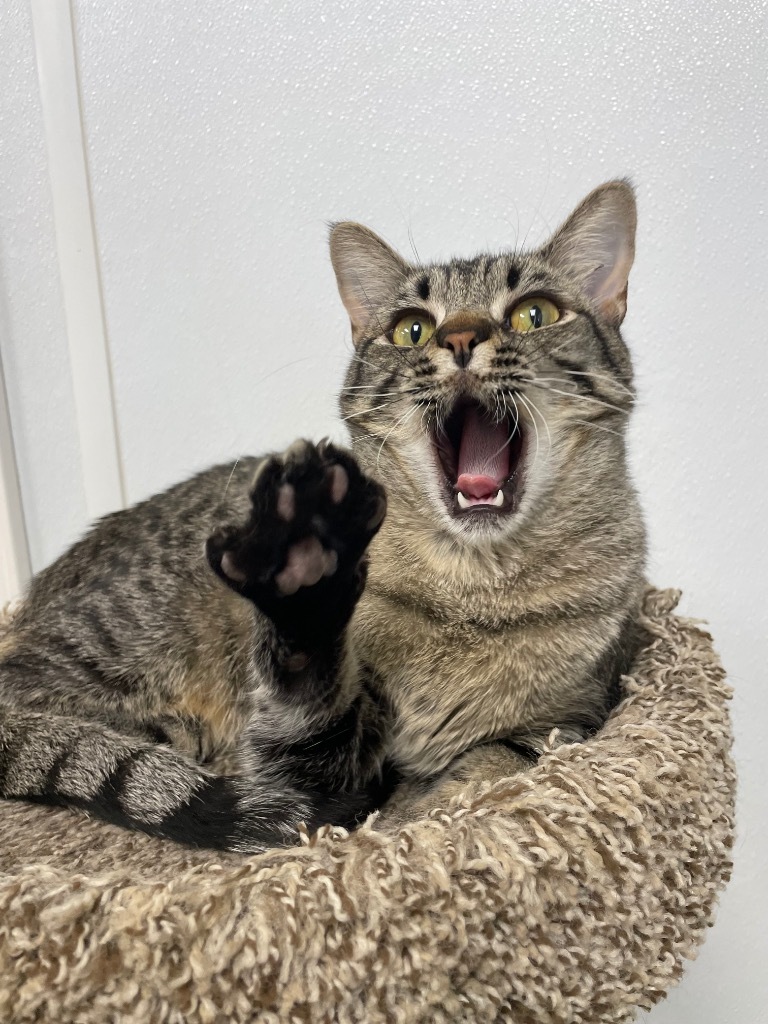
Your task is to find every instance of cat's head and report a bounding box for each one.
[330,181,637,546]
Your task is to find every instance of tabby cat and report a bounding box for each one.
[0,181,646,851]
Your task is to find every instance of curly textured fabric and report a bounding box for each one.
[0,589,735,1024]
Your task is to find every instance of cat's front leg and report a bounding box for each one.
[206,439,391,820]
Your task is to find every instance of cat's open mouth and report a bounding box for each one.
[432,399,526,518]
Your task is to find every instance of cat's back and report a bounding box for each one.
[26,459,256,598]
[0,457,266,737]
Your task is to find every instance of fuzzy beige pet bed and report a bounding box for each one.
[0,588,734,1024]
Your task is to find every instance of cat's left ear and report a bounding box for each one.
[541,180,636,326]
[329,223,409,342]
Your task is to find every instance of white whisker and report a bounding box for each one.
[348,353,412,384]
[375,403,421,472]
[340,402,401,423]
[519,391,552,451]
[551,367,634,397]
[221,458,241,502]
[529,380,630,418]
[571,419,625,438]
[519,392,540,469]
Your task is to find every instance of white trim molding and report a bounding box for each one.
[29,0,125,520]
[0,353,31,605]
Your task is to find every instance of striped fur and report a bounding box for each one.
[0,181,646,850]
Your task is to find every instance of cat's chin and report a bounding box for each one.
[431,398,527,528]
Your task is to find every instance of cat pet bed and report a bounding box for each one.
[0,588,734,1024]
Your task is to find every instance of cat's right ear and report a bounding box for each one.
[329,223,409,342]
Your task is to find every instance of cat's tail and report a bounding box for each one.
[0,706,371,852]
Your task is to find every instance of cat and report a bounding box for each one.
[0,180,646,852]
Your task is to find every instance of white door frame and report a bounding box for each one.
[30,0,125,523]
[0,0,127,603]
[0,353,30,605]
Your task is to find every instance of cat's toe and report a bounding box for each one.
[205,527,249,586]
[219,549,248,584]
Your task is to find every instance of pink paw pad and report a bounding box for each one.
[328,464,348,504]
[276,484,296,522]
[275,537,338,595]
[220,550,247,583]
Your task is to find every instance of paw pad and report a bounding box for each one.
[275,537,338,596]
[276,484,296,522]
[327,465,348,505]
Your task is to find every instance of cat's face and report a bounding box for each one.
[330,181,637,546]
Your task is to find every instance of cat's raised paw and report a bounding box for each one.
[206,440,386,647]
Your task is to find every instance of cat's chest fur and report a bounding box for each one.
[351,530,622,777]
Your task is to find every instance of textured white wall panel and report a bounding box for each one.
[0,0,88,573]
[3,0,766,1016]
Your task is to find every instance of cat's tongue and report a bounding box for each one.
[456,406,510,500]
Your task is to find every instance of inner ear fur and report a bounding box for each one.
[541,180,637,326]
[329,223,409,342]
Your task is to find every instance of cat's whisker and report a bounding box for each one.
[349,403,421,455]
[341,375,426,391]
[528,380,630,419]
[551,367,635,397]
[350,430,386,445]
[532,375,630,407]
[348,354,412,384]
[339,389,419,403]
[533,371,635,402]
[221,458,241,502]
[523,331,580,365]
[492,390,505,427]
[407,225,422,266]
[504,392,521,438]
[419,402,431,436]
[519,391,552,452]
[375,404,421,471]
[571,418,626,438]
[518,391,540,470]
[340,402,404,424]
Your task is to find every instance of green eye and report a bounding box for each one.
[392,315,436,347]
[509,297,560,332]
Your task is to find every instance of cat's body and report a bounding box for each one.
[0,181,646,851]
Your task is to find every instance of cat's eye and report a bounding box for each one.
[392,314,436,347]
[507,297,560,333]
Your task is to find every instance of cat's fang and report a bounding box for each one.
[457,489,505,510]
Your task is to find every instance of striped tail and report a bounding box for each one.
[0,707,367,852]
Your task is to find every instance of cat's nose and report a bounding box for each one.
[435,317,493,369]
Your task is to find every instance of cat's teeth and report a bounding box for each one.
[457,489,505,510]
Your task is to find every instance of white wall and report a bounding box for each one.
[1,1,766,1019]
[0,0,87,571]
